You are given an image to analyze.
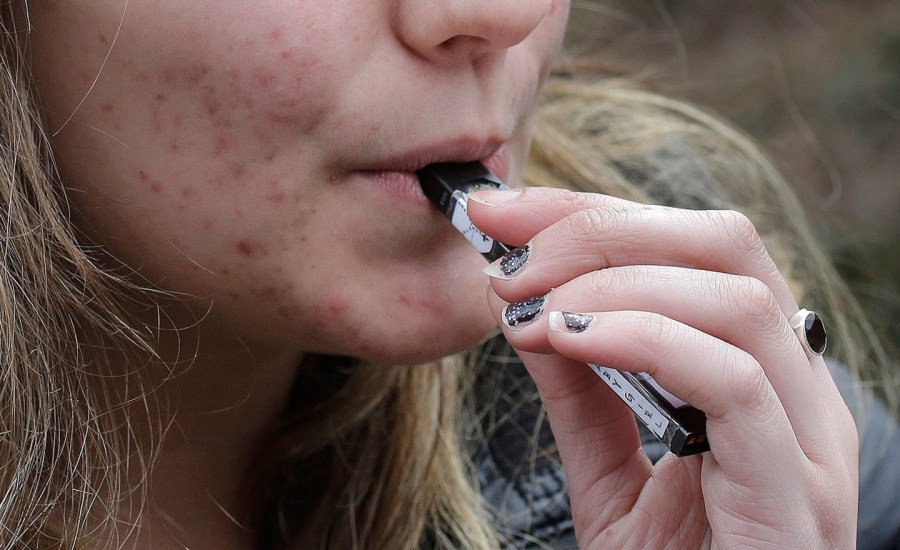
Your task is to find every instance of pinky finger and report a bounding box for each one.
[547,310,807,470]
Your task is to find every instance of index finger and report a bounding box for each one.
[468,186,641,246]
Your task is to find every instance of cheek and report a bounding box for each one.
[37,11,362,273]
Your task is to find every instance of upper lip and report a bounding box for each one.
[359,136,504,173]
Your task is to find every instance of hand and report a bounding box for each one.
[468,187,859,549]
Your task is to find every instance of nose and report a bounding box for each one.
[396,0,553,63]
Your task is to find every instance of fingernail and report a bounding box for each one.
[548,311,594,333]
[484,244,531,279]
[467,189,521,207]
[502,295,546,329]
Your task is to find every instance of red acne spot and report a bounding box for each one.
[280,50,292,61]
[101,102,114,113]
[170,142,180,153]
[358,342,375,355]
[204,90,222,117]
[328,299,347,315]
[155,93,167,102]
[219,267,231,276]
[254,70,276,89]
[138,170,149,182]
[237,241,256,258]
[97,32,108,45]
[268,28,285,42]
[181,186,195,198]
[186,63,212,85]
[265,190,286,203]
[150,181,164,193]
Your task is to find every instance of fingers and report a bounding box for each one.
[546,310,810,474]
[472,187,859,546]
[486,265,842,461]
[467,186,640,247]
[470,191,797,315]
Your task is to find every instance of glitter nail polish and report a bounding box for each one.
[500,245,529,276]
[484,244,531,279]
[561,311,593,333]
[503,295,546,328]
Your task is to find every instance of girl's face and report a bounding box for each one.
[26,1,570,364]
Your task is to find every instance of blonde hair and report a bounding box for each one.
[0,5,160,547]
[1,6,894,550]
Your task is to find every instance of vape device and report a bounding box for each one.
[417,162,708,456]
[417,162,511,263]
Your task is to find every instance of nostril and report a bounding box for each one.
[439,35,491,54]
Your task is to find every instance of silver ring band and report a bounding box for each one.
[789,308,827,357]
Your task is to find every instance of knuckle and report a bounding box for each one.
[578,266,642,300]
[726,357,774,412]
[564,207,607,241]
[564,189,601,213]
[729,275,782,332]
[636,312,680,356]
[577,268,617,300]
[560,208,626,268]
[715,209,767,258]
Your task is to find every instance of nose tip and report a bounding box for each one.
[397,0,553,62]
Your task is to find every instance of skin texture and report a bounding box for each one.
[24,1,859,549]
[28,0,567,365]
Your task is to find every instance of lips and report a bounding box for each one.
[352,144,510,206]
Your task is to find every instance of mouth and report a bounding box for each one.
[351,139,510,206]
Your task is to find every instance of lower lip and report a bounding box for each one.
[356,149,510,207]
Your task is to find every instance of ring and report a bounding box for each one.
[789,308,827,357]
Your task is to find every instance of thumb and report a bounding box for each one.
[514,349,652,529]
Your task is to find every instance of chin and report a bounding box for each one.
[346,311,499,366]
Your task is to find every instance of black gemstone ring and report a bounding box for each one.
[789,308,827,357]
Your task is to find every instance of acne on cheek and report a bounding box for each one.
[236,240,260,258]
[137,170,165,193]
[210,29,331,130]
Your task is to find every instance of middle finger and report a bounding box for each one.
[488,265,839,459]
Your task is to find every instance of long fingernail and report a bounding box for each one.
[502,295,546,329]
[549,311,594,333]
[467,189,521,207]
[484,244,530,279]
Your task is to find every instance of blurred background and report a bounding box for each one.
[566,0,900,356]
